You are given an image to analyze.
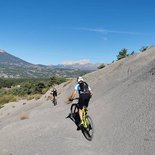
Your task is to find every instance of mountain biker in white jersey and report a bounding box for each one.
[68,77,93,127]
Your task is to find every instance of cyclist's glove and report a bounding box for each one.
[69,98,73,101]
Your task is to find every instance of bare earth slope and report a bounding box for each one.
[0,47,155,155]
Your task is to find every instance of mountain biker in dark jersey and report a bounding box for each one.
[68,77,93,127]
[51,88,57,100]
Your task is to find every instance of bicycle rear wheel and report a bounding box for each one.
[82,115,94,141]
[53,98,57,106]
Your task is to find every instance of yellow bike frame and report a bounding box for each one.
[82,107,89,128]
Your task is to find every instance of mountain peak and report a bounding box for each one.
[0,49,6,53]
[62,59,91,65]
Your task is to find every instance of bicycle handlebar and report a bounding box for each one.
[73,97,79,100]
[67,97,79,104]
[69,97,79,101]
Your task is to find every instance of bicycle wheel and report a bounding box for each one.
[53,98,57,106]
[54,99,57,106]
[70,103,80,126]
[82,115,94,141]
[70,104,78,115]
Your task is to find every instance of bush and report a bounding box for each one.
[0,88,7,97]
[0,77,66,105]
[130,51,135,55]
[140,46,148,52]
[0,95,17,105]
[34,82,45,94]
[42,87,48,94]
[48,75,66,86]
[27,94,41,100]
[117,48,128,60]
[98,64,105,69]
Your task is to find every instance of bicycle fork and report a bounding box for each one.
[82,108,88,128]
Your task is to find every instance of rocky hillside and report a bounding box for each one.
[0,46,155,155]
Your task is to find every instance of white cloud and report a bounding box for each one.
[74,27,152,36]
[61,59,91,65]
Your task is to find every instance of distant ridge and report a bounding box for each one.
[0,49,33,66]
[55,62,102,71]
[57,59,103,71]
[0,49,92,78]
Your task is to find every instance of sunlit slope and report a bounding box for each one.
[0,47,155,155]
[86,47,155,154]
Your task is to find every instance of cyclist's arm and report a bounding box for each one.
[89,87,93,97]
[68,90,77,101]
[90,91,93,97]
[68,84,79,101]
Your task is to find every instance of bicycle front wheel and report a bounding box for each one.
[70,104,78,115]
[82,115,94,141]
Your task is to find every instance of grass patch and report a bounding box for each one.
[0,95,17,107]
[27,94,42,100]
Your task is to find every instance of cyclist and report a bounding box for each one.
[51,88,57,101]
[68,77,93,128]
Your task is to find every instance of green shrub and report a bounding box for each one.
[0,77,66,105]
[0,88,7,97]
[140,46,148,52]
[48,75,66,86]
[130,51,135,55]
[34,82,45,94]
[27,94,41,100]
[42,87,48,94]
[0,95,17,105]
[117,48,128,60]
[98,64,105,69]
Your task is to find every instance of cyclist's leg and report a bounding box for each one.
[78,101,83,121]
[78,97,84,125]
[53,95,55,101]
[79,94,90,127]
[83,93,90,108]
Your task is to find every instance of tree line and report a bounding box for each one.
[0,76,66,106]
[98,45,149,69]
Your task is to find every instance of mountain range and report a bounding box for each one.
[0,49,100,78]
[56,62,101,71]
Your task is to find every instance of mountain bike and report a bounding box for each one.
[50,96,57,106]
[70,98,94,141]
[53,97,57,106]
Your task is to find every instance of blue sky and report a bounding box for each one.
[0,0,155,65]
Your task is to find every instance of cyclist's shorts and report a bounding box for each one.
[53,91,57,96]
[78,93,90,109]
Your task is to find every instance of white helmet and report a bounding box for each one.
[77,76,84,83]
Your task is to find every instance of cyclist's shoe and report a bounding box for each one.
[76,126,80,130]
[88,124,92,130]
[76,122,82,130]
[78,122,84,128]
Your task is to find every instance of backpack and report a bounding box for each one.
[79,82,90,95]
